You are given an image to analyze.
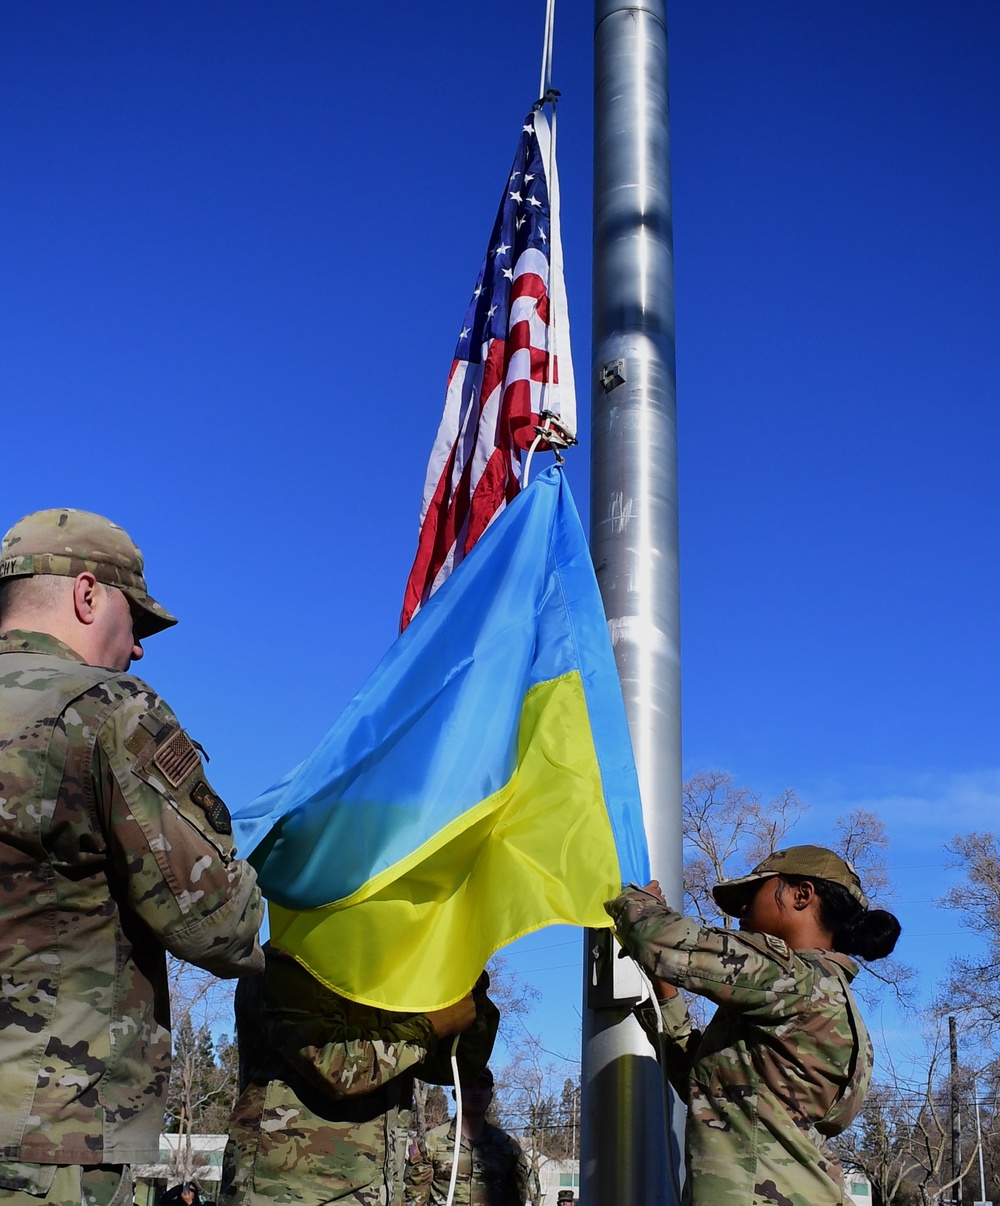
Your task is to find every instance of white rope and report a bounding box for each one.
[543,99,559,432]
[634,960,682,1201]
[535,0,559,424]
[444,1034,463,1206]
[532,93,577,446]
[538,0,556,100]
[637,958,687,1202]
[531,0,580,454]
[522,417,552,487]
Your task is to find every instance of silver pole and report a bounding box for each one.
[581,1,683,1204]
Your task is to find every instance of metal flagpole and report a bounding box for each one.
[581,1,683,1204]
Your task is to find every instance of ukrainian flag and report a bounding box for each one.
[233,465,648,1011]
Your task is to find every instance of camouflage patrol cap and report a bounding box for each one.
[0,508,177,639]
[712,844,869,916]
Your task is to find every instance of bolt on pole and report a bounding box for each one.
[581,1,684,1204]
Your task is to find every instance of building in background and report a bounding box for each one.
[532,1156,868,1206]
[133,1134,228,1204]
[845,1169,873,1206]
[533,1155,579,1205]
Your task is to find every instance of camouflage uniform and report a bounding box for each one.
[403,1118,528,1206]
[221,947,499,1206]
[0,628,264,1201]
[606,888,873,1206]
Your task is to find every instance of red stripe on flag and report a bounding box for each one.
[464,448,511,552]
[401,441,461,629]
[509,272,548,305]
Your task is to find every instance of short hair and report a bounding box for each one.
[0,574,75,625]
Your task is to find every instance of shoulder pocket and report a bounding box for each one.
[729,929,792,967]
[130,719,234,845]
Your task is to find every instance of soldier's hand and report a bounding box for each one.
[426,992,477,1038]
[650,974,678,1001]
[641,880,667,905]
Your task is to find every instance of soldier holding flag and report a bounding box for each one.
[0,508,264,1206]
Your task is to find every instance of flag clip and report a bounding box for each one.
[524,412,577,485]
[532,411,577,456]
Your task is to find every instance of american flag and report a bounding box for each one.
[401,109,576,631]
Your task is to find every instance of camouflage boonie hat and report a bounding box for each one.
[712,844,869,916]
[0,508,177,639]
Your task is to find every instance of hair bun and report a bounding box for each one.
[844,908,901,961]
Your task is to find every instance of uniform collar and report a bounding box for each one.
[447,1118,497,1148]
[0,629,89,663]
[821,949,860,980]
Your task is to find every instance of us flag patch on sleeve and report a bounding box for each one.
[151,727,201,787]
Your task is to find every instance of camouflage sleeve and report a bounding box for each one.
[273,1011,440,1101]
[606,888,811,1021]
[402,1133,433,1206]
[509,1136,530,1206]
[94,681,264,978]
[635,989,694,1044]
[417,972,500,1086]
[263,954,441,1099]
[634,992,700,1102]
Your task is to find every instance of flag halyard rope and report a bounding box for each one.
[538,0,556,101]
[526,0,576,489]
[444,1035,464,1206]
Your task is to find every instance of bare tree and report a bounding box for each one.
[682,770,806,926]
[938,832,1000,1049]
[486,952,540,1045]
[554,1077,581,1163]
[829,810,916,1010]
[834,1082,922,1205]
[166,960,240,1180]
[836,1018,997,1206]
[902,1041,985,1206]
[975,1069,1000,1205]
[835,808,893,902]
[410,1080,451,1143]
[495,1036,578,1206]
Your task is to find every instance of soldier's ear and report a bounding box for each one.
[792,880,817,911]
[73,572,100,625]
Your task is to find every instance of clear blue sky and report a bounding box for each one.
[3,2,999,1074]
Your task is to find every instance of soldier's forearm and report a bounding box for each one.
[279,1013,439,1097]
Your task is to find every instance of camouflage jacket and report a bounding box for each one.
[222,948,499,1206]
[0,630,263,1168]
[403,1119,529,1206]
[606,888,873,1206]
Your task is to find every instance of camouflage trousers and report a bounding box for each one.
[0,1163,132,1206]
